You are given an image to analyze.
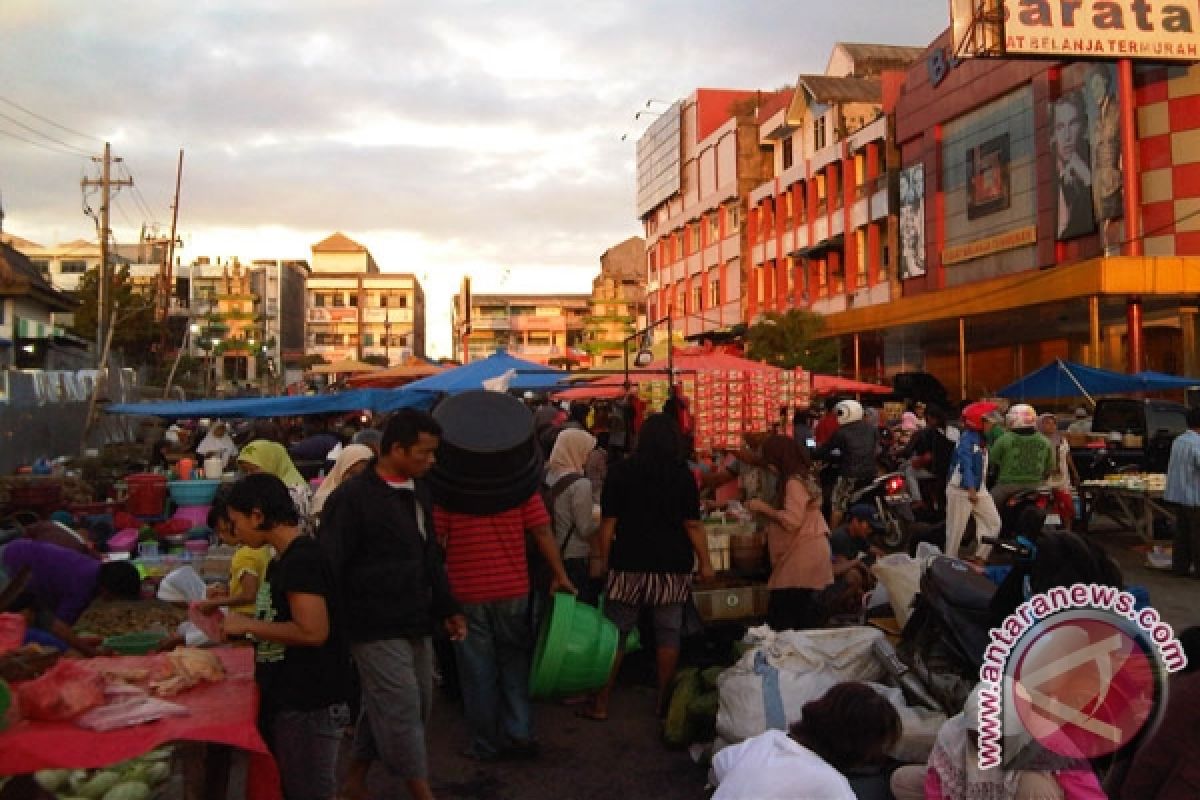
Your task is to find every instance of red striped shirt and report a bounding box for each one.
[434,495,550,604]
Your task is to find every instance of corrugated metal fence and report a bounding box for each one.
[0,368,138,474]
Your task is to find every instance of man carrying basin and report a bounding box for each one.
[429,390,576,762]
[319,409,467,800]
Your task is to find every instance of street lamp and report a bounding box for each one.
[623,315,675,388]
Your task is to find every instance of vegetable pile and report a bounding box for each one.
[32,745,172,800]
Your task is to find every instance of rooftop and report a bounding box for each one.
[795,75,883,105]
[312,232,367,253]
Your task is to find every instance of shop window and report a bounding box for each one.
[30,259,49,275]
[782,135,794,171]
[60,260,87,274]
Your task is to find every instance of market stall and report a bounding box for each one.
[1079,474,1172,544]
[554,347,811,452]
[0,647,280,799]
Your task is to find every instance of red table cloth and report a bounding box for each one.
[0,646,280,799]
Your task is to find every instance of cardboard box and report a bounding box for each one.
[693,586,761,622]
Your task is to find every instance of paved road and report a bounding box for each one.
[352,524,1199,799]
[358,650,706,800]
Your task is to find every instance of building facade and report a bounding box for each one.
[585,236,647,366]
[746,43,922,322]
[306,232,426,365]
[815,32,1200,399]
[639,90,774,342]
[452,292,590,365]
[0,240,80,369]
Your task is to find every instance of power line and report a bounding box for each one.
[0,109,92,155]
[0,125,88,158]
[0,94,101,145]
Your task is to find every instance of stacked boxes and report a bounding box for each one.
[667,367,812,453]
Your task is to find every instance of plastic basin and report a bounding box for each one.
[107,528,139,554]
[172,504,211,530]
[103,631,166,655]
[167,479,220,507]
[529,593,619,699]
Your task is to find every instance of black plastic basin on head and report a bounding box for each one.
[429,391,543,515]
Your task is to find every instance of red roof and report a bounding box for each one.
[756,89,794,124]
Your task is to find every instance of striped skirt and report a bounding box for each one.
[605,570,691,606]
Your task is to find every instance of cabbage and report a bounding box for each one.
[75,770,122,799]
[144,762,170,785]
[100,782,151,800]
[33,769,70,791]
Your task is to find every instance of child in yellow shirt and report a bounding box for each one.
[194,494,271,615]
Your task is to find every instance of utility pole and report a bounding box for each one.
[81,142,133,364]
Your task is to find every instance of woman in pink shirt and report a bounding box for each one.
[746,435,833,631]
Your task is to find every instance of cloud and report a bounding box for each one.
[0,0,949,356]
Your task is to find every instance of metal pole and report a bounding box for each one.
[1056,357,1096,408]
[958,317,967,402]
[853,333,861,382]
[1089,295,1102,368]
[1117,60,1143,257]
[667,314,674,386]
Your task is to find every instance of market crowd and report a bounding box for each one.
[5,389,1198,800]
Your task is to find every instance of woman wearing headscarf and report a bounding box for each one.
[312,444,374,520]
[195,421,240,469]
[238,440,314,536]
[1038,412,1078,531]
[544,429,599,604]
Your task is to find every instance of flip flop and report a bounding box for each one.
[574,707,608,722]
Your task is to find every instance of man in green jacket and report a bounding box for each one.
[988,404,1055,553]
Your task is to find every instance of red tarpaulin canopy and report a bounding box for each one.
[554,348,784,401]
[812,374,892,394]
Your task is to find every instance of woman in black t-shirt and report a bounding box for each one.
[582,413,714,721]
[216,473,347,800]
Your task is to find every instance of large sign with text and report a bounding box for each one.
[951,0,1200,60]
[943,225,1037,265]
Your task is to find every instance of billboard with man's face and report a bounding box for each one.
[899,165,926,280]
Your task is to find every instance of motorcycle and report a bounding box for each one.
[898,528,1124,713]
[847,471,915,550]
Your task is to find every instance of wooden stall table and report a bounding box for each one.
[0,647,280,800]
[1079,479,1174,544]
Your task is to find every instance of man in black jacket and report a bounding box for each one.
[814,399,880,526]
[320,409,466,800]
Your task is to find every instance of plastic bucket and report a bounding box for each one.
[126,473,168,517]
[529,592,619,699]
[203,457,224,480]
[176,458,195,480]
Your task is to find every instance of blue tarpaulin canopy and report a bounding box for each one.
[105,387,434,419]
[999,359,1200,400]
[1133,370,1200,389]
[997,359,1147,400]
[400,349,570,394]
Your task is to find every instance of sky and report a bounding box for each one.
[0,0,948,357]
